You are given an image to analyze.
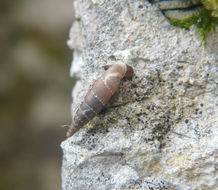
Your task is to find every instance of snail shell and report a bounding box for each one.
[66,62,133,137]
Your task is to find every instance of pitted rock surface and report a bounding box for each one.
[62,0,218,189]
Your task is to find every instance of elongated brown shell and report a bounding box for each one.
[66,62,133,137]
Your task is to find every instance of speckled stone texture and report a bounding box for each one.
[62,0,218,189]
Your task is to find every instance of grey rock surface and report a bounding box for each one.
[62,0,218,189]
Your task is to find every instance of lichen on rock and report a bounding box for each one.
[61,0,218,189]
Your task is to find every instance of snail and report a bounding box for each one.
[66,61,133,137]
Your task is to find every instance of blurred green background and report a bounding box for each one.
[0,0,74,189]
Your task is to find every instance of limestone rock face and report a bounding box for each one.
[61,0,217,189]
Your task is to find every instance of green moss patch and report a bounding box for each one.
[169,8,218,47]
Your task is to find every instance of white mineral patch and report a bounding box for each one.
[110,165,139,188]
[70,51,84,77]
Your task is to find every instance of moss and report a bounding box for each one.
[169,8,218,47]
[108,118,118,124]
[201,0,218,17]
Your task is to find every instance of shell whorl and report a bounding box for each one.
[66,62,133,138]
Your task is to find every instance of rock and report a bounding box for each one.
[61,0,218,189]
